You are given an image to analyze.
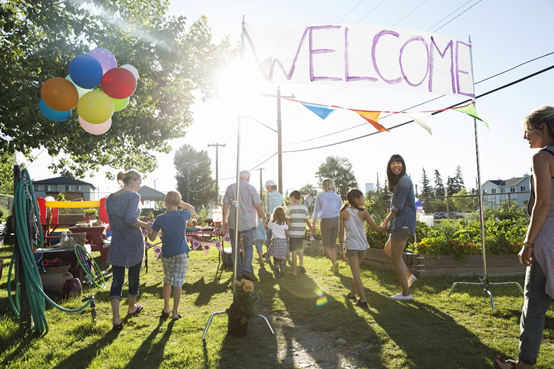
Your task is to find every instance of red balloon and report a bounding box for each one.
[100,68,137,99]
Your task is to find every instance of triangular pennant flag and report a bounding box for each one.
[192,240,201,250]
[223,233,230,243]
[407,112,433,135]
[453,103,489,129]
[203,244,211,256]
[153,245,162,259]
[352,110,389,132]
[300,102,336,120]
[214,242,222,252]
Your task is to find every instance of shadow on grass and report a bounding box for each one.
[183,276,232,306]
[0,332,40,366]
[123,319,174,369]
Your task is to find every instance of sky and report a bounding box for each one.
[20,0,554,200]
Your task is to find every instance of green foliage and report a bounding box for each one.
[56,192,67,201]
[174,144,216,209]
[84,208,98,217]
[0,153,16,195]
[315,156,358,199]
[434,169,445,197]
[0,206,8,222]
[226,279,259,324]
[0,1,234,177]
[420,168,433,198]
[299,183,318,197]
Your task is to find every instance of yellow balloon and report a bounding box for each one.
[77,91,114,124]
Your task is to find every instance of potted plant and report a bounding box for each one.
[226,279,259,337]
[37,257,73,292]
[84,208,98,222]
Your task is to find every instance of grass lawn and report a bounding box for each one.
[1,241,553,369]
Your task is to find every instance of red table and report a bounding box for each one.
[69,225,108,261]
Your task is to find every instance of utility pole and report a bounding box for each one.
[208,143,226,205]
[256,168,265,203]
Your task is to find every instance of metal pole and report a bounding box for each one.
[277,87,283,193]
[257,168,264,204]
[208,143,226,206]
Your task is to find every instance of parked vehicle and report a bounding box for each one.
[449,212,465,219]
[434,212,448,219]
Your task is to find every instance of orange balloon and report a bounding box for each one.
[41,77,79,111]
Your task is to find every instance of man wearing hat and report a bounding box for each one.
[265,180,284,261]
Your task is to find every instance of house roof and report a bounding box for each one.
[33,176,96,189]
[137,185,167,201]
[484,176,528,187]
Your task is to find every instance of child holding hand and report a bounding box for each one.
[266,206,289,278]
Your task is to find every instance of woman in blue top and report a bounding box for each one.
[382,155,417,301]
[105,170,152,330]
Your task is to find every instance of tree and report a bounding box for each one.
[0,1,233,178]
[454,166,465,189]
[434,170,445,197]
[315,156,358,199]
[447,166,465,196]
[299,184,318,197]
[60,169,75,179]
[0,152,17,195]
[420,168,433,198]
[174,144,216,210]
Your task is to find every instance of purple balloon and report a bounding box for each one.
[88,48,117,75]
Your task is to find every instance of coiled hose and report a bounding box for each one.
[7,169,94,334]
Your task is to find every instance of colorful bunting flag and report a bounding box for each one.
[153,245,162,259]
[300,102,336,120]
[407,112,433,135]
[452,103,489,128]
[352,110,389,132]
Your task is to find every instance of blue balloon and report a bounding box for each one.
[68,54,103,89]
[40,99,72,121]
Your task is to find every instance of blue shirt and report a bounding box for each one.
[266,190,284,215]
[255,219,266,240]
[390,174,416,234]
[152,209,191,258]
[312,190,343,222]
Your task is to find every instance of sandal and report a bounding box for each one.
[346,293,357,301]
[172,314,183,320]
[128,304,144,316]
[161,309,170,319]
[299,266,306,273]
[493,356,517,369]
[112,322,124,331]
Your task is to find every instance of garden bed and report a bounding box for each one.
[363,248,525,277]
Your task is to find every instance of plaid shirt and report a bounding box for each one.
[223,179,262,231]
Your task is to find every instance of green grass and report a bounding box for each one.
[1,242,553,369]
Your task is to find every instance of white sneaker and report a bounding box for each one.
[408,274,418,288]
[389,292,413,301]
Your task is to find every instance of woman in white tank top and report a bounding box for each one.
[339,189,386,308]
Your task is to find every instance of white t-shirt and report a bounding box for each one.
[268,221,288,239]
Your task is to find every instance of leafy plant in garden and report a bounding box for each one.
[226,279,259,324]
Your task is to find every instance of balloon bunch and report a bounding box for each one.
[40,48,139,135]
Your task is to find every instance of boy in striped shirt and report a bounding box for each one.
[286,190,316,275]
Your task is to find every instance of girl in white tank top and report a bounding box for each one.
[339,189,387,308]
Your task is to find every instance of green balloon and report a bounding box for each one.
[112,97,129,112]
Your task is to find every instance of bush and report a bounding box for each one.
[0,205,8,222]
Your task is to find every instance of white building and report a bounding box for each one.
[481,175,531,209]
[33,177,98,200]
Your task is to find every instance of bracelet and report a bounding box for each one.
[523,242,534,249]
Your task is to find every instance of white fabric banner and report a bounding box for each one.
[243,23,474,97]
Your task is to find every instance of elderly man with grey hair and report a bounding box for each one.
[222,170,266,281]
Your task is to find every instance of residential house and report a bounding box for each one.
[481,175,531,209]
[33,177,97,200]
[302,194,316,215]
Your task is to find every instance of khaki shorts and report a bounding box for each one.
[391,227,412,241]
[345,249,367,259]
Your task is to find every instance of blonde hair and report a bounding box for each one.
[321,178,336,192]
[165,191,181,207]
[271,206,286,225]
[116,170,141,187]
[523,106,554,139]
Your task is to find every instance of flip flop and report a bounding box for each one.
[128,304,144,316]
[160,310,170,319]
[299,266,306,273]
[289,272,297,276]
[493,356,517,369]
[172,314,183,320]
[112,322,124,331]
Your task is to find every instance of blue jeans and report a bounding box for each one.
[110,260,142,300]
[519,260,553,365]
[230,228,255,274]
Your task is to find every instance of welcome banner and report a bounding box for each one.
[244,23,474,97]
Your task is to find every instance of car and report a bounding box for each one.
[434,212,448,219]
[449,212,465,219]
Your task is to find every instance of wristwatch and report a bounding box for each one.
[523,242,534,249]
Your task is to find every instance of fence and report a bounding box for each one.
[418,191,531,214]
[0,194,14,211]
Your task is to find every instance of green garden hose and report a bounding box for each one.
[7,169,94,334]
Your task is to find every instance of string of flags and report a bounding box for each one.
[147,233,232,259]
[280,96,489,135]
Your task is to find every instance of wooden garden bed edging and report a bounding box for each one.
[363,248,526,277]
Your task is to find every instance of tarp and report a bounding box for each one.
[137,185,166,201]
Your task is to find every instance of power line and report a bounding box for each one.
[432,0,484,33]
[356,0,387,24]
[391,0,430,27]
[337,0,365,24]
[426,0,474,32]
[281,64,554,154]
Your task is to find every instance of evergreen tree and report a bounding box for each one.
[447,166,465,196]
[174,144,216,209]
[420,168,433,198]
[434,170,445,197]
[454,166,465,189]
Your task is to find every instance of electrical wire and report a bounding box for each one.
[391,0,430,27]
[432,0,484,33]
[426,0,474,32]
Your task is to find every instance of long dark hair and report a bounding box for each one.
[386,154,406,191]
[340,189,364,212]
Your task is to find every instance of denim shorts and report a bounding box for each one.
[391,227,412,241]
[345,249,367,259]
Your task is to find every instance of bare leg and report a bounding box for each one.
[324,247,336,266]
[385,238,411,279]
[163,283,171,315]
[111,299,121,325]
[291,250,297,274]
[127,296,138,314]
[348,256,366,302]
[298,251,304,268]
[390,239,410,296]
[172,286,182,319]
